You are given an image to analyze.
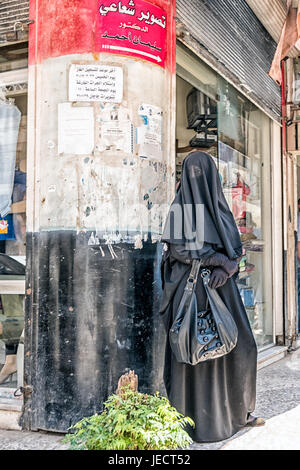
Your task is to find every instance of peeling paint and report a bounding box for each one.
[148,186,157,193]
[31,51,175,238]
[134,235,143,249]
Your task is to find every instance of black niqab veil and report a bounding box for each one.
[160,152,257,443]
[162,152,242,259]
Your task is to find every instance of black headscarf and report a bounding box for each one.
[161,151,242,260]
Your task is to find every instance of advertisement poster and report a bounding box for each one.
[0,215,15,240]
[96,0,167,67]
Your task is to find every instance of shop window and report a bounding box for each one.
[176,44,273,348]
[0,42,27,394]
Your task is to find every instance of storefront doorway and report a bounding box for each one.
[0,40,28,426]
[176,44,275,350]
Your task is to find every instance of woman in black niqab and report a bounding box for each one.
[160,151,262,443]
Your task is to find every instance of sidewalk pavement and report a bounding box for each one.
[222,404,300,450]
[191,346,300,450]
[0,347,299,450]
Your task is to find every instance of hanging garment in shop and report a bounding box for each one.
[0,102,21,217]
[0,294,24,344]
[232,173,250,219]
[13,170,26,203]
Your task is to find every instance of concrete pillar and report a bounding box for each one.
[24,0,176,431]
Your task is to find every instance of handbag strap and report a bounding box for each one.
[173,261,205,323]
[201,269,211,310]
[184,260,201,292]
[201,268,211,282]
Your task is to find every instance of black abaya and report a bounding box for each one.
[160,152,257,442]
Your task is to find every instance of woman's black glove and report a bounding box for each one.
[209,268,229,289]
[202,253,238,278]
[222,258,238,278]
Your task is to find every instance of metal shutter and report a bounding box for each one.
[176,0,282,122]
[0,0,30,43]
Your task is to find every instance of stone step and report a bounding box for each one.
[0,409,22,431]
[0,386,23,429]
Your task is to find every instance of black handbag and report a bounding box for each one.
[169,260,238,365]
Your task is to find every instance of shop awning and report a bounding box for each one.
[246,0,300,85]
[176,0,282,122]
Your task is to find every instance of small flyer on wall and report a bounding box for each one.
[69,64,123,102]
[137,103,163,160]
[101,120,133,153]
[58,103,95,155]
[95,103,134,154]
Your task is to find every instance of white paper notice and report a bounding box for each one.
[137,104,163,160]
[100,121,133,153]
[58,103,94,155]
[69,64,123,102]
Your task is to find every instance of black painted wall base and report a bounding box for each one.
[23,231,166,432]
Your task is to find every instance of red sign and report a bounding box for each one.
[96,0,167,67]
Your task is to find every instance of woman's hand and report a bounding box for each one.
[203,253,238,278]
[222,259,238,278]
[209,268,229,289]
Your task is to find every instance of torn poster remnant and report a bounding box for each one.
[137,103,162,160]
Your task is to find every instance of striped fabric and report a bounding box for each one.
[0,101,21,217]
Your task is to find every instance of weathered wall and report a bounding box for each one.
[24,0,176,432]
[29,54,174,241]
[28,0,176,241]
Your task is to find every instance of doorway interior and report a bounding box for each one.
[0,40,28,426]
[176,44,275,351]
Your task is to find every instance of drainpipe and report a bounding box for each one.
[281,58,297,350]
[282,61,287,153]
[281,59,289,348]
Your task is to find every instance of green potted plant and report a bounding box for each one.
[64,372,194,450]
